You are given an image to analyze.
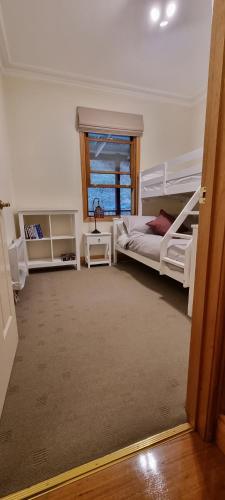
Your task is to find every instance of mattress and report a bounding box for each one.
[117,231,189,264]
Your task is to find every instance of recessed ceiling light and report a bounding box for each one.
[160,20,169,27]
[166,2,177,18]
[150,6,161,23]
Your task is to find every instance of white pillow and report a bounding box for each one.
[122,216,156,234]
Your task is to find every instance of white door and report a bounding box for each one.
[0,201,18,417]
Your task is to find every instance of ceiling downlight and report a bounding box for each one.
[150,1,177,29]
[150,6,161,23]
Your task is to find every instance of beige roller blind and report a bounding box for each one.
[76,107,144,136]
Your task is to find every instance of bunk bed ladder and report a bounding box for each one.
[160,187,201,286]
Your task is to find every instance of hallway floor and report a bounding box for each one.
[38,432,225,500]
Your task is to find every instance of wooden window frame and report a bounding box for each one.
[79,132,140,221]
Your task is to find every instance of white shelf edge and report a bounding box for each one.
[26,238,50,241]
[28,259,77,269]
[53,258,76,263]
[52,235,75,240]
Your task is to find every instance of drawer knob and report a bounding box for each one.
[98,238,101,242]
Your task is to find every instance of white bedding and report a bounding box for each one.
[117,231,189,263]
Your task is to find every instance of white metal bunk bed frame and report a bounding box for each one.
[113,149,203,317]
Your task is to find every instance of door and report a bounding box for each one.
[186,0,225,441]
[0,201,18,417]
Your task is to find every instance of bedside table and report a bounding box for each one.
[84,233,112,268]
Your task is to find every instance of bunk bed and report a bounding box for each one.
[113,148,203,317]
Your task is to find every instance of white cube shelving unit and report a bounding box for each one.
[18,210,80,270]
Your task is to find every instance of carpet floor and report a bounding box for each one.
[0,262,191,496]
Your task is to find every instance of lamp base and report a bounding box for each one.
[91,229,101,234]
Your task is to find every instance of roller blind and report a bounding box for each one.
[76,106,144,137]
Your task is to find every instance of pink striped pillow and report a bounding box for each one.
[146,214,172,236]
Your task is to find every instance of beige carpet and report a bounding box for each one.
[0,262,190,496]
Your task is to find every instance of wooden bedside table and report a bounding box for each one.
[84,233,111,268]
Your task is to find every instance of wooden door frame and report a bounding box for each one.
[186,0,225,441]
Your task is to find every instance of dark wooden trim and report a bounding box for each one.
[134,137,141,214]
[89,184,133,189]
[216,415,225,454]
[186,0,225,440]
[90,170,131,175]
[87,137,132,144]
[84,216,120,222]
[79,132,89,221]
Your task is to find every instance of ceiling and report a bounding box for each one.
[0,0,212,103]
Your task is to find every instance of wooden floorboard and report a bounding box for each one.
[35,432,225,499]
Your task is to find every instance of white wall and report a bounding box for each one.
[3,75,205,251]
[191,97,207,149]
[0,75,16,244]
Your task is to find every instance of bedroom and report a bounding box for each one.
[0,0,212,498]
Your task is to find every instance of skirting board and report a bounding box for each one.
[2,423,192,500]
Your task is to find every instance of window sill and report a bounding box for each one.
[84,216,121,223]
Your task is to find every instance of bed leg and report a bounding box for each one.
[187,224,198,318]
[113,248,118,265]
[113,218,119,265]
[188,289,193,318]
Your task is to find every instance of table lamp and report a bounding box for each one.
[92,198,104,234]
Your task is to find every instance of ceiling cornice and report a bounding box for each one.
[2,64,199,107]
[0,4,206,108]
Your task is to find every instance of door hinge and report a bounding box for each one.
[199,187,207,205]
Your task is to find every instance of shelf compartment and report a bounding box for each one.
[23,214,50,238]
[50,214,74,237]
[27,240,52,262]
[52,238,75,261]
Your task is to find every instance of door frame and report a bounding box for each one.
[186,0,225,441]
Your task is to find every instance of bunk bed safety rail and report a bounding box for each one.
[141,163,167,198]
[166,147,203,171]
[140,148,203,199]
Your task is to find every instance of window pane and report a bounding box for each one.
[88,133,130,142]
[88,187,132,216]
[90,173,116,185]
[120,188,132,214]
[90,159,130,173]
[90,173,131,186]
[120,175,132,186]
[89,141,130,159]
[90,160,117,173]
[89,141,131,173]
[88,187,116,216]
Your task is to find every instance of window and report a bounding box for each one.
[80,132,140,219]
